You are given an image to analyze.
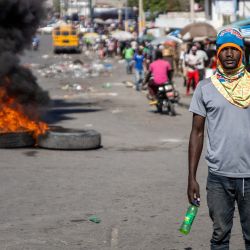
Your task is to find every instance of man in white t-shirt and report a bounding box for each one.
[185,45,202,95]
[195,42,209,81]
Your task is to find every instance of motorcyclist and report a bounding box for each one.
[32,35,40,50]
[143,50,172,104]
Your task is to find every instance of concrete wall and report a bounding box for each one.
[45,0,53,8]
[238,0,250,18]
[155,12,206,30]
[94,0,126,7]
[65,0,127,16]
[209,0,250,28]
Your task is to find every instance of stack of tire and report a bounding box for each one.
[0,127,101,150]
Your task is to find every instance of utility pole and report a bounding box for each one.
[138,0,145,36]
[89,0,93,22]
[117,0,123,30]
[190,0,194,22]
[125,0,128,31]
[60,0,64,18]
[233,0,238,21]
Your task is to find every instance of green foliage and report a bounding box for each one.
[128,0,199,12]
[53,0,61,13]
[148,0,167,13]
[128,0,138,8]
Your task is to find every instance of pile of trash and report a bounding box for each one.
[36,59,113,79]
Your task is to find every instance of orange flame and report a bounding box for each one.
[0,86,48,138]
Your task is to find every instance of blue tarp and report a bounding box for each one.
[239,25,250,37]
[230,18,250,28]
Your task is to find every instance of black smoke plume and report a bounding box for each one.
[0,0,49,106]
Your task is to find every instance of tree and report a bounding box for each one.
[128,0,198,12]
[53,0,61,13]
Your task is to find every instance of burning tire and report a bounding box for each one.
[0,131,35,148]
[37,127,101,150]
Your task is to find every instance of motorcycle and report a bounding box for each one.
[155,82,180,116]
[32,37,40,51]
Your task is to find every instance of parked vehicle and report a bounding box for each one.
[155,82,179,116]
[52,24,82,54]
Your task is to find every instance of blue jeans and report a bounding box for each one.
[207,172,250,250]
[126,59,133,74]
[135,69,144,91]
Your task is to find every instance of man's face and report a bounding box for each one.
[191,49,197,55]
[218,46,242,69]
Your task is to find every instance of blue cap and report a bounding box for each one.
[216,28,244,49]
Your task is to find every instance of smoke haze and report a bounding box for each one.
[0,0,49,106]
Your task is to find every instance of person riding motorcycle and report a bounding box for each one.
[143,50,172,104]
[32,35,40,50]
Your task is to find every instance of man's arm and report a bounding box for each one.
[188,113,205,204]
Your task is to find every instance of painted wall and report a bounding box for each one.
[208,0,250,27]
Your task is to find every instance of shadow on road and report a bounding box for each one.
[51,99,97,108]
[42,99,104,124]
[23,150,39,157]
[148,110,181,116]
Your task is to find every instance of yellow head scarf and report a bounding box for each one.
[211,31,250,108]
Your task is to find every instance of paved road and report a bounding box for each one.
[0,35,244,250]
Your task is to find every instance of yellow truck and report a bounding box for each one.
[52,24,82,53]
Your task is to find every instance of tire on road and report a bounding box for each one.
[0,131,35,148]
[37,127,101,150]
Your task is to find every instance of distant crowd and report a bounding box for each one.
[83,35,217,96]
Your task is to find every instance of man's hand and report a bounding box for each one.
[187,114,205,206]
[187,178,200,204]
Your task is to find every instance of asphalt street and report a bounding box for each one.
[0,35,245,250]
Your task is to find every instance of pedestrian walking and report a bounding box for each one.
[163,42,175,82]
[123,43,134,74]
[195,42,209,81]
[133,49,144,91]
[180,43,191,87]
[188,28,250,250]
[98,43,105,60]
[185,45,202,95]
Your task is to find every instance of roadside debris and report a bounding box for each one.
[61,83,93,92]
[42,54,49,59]
[88,215,101,223]
[102,82,112,88]
[61,83,82,91]
[111,108,122,114]
[125,81,134,88]
[34,59,114,79]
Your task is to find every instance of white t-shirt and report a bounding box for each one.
[189,78,250,178]
[131,41,137,50]
[185,52,202,72]
[196,50,208,70]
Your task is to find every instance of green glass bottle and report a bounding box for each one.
[179,204,198,235]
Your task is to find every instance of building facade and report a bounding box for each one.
[61,0,127,18]
[205,0,250,27]
[45,0,53,8]
[94,0,126,8]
